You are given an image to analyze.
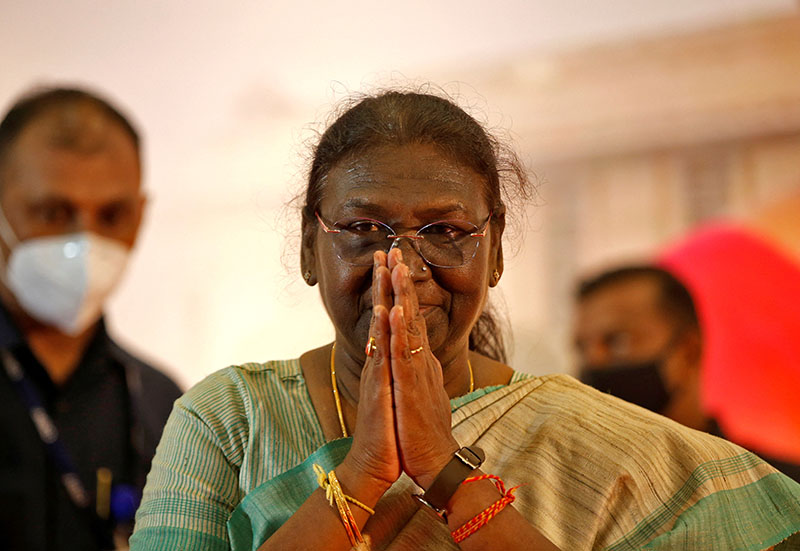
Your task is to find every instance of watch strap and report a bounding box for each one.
[411,493,448,522]
[422,446,485,511]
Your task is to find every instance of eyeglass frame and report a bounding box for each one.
[314,210,493,268]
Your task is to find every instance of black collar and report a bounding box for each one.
[0,301,115,397]
[0,301,25,351]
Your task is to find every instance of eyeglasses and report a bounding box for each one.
[315,211,492,268]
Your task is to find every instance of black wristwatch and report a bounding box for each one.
[420,446,485,516]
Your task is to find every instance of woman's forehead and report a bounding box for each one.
[319,143,490,216]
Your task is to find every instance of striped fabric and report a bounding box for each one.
[130,359,800,550]
[447,376,800,550]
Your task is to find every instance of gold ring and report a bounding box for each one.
[410,346,424,355]
[365,337,377,357]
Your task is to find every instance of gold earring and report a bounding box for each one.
[303,271,312,282]
[492,269,500,283]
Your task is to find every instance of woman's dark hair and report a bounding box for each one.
[302,89,533,363]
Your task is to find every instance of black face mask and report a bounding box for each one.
[579,360,671,414]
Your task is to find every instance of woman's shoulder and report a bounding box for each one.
[176,358,307,415]
[510,373,751,457]
[469,373,800,550]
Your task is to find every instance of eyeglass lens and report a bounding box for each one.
[331,219,482,267]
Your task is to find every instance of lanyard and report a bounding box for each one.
[2,348,117,549]
[2,349,92,507]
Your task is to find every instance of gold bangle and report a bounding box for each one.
[313,464,373,547]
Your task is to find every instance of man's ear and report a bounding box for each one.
[300,213,317,286]
[670,328,704,384]
[679,329,703,370]
[129,192,148,249]
[489,210,505,287]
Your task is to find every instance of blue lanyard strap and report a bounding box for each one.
[1,349,92,508]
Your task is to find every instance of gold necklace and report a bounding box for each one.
[329,343,475,439]
[330,343,349,438]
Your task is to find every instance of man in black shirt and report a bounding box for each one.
[0,87,182,550]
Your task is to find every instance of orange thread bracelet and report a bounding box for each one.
[450,474,520,544]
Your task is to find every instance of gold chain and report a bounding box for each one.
[468,357,474,394]
[329,343,475,439]
[330,343,349,438]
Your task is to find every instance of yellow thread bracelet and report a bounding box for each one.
[314,463,376,548]
[313,464,375,515]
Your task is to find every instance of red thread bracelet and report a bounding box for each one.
[451,474,520,544]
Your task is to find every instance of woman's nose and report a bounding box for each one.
[390,237,429,278]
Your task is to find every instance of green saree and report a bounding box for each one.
[131,359,800,550]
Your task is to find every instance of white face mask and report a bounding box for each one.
[0,208,130,336]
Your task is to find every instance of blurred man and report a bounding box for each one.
[574,264,800,482]
[0,87,182,550]
[573,266,706,430]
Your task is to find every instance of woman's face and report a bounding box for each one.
[302,142,504,365]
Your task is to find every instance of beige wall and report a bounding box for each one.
[3,4,797,387]
[490,16,800,373]
[110,13,800,383]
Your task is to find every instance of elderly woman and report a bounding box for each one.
[131,90,800,551]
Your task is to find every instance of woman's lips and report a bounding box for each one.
[418,305,440,316]
[361,298,443,316]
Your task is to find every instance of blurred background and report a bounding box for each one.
[2,0,799,389]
